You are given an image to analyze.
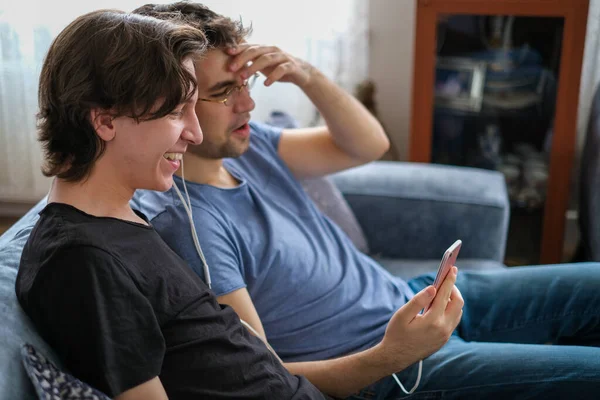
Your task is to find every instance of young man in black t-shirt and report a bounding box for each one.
[15,10,325,400]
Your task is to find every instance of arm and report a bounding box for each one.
[217,288,392,395]
[218,273,463,399]
[227,45,390,179]
[115,377,168,400]
[219,288,267,340]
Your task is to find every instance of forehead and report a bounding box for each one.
[194,49,233,90]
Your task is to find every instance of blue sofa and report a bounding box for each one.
[0,161,509,399]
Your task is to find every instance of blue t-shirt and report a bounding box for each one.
[135,121,413,362]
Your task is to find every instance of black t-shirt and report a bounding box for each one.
[16,203,325,399]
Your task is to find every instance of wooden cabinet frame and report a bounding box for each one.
[410,0,589,264]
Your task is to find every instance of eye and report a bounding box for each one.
[170,109,184,118]
[212,86,234,99]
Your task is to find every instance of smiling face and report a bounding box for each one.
[105,58,203,192]
[187,49,256,159]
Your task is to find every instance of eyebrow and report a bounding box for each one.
[207,79,237,92]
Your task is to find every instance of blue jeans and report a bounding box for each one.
[348,263,600,400]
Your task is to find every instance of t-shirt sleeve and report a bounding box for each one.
[250,121,283,151]
[152,208,246,297]
[29,245,165,397]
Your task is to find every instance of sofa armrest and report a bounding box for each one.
[330,161,509,262]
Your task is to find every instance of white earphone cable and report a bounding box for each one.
[172,160,212,289]
[392,359,423,395]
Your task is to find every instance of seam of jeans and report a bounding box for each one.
[387,393,441,400]
[468,309,600,340]
[384,377,600,399]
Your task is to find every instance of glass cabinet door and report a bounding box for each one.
[431,15,563,265]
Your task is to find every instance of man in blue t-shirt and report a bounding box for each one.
[134,3,600,399]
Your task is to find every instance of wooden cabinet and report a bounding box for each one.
[410,0,589,264]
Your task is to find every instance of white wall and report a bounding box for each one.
[368,0,416,161]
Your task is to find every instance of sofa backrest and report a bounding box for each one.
[0,197,62,400]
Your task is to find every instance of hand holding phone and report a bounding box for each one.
[424,240,462,312]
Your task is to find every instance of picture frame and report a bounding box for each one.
[434,57,487,112]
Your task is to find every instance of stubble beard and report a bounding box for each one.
[188,134,249,159]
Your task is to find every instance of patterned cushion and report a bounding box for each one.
[21,344,110,400]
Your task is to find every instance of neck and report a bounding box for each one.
[48,161,142,224]
[178,153,239,188]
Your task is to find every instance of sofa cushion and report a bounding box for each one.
[301,177,370,254]
[376,257,506,281]
[0,197,60,400]
[21,344,110,400]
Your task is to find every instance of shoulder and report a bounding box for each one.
[132,188,175,221]
[17,242,128,309]
[31,244,126,280]
[249,121,282,151]
[20,204,108,269]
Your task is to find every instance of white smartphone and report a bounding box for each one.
[424,240,462,312]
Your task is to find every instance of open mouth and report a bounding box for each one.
[232,122,250,137]
[163,152,182,170]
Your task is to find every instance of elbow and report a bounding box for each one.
[371,126,390,161]
[379,131,391,155]
[357,134,389,163]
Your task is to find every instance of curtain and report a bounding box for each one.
[0,6,49,202]
[0,0,369,203]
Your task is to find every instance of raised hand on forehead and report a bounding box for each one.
[226,44,315,88]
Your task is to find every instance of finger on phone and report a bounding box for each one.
[401,286,436,323]
[446,285,464,315]
[429,267,457,316]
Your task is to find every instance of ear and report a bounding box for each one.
[90,109,116,142]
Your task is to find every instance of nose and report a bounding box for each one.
[181,109,203,145]
[232,88,255,114]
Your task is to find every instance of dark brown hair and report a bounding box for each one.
[132,2,252,49]
[38,9,207,181]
